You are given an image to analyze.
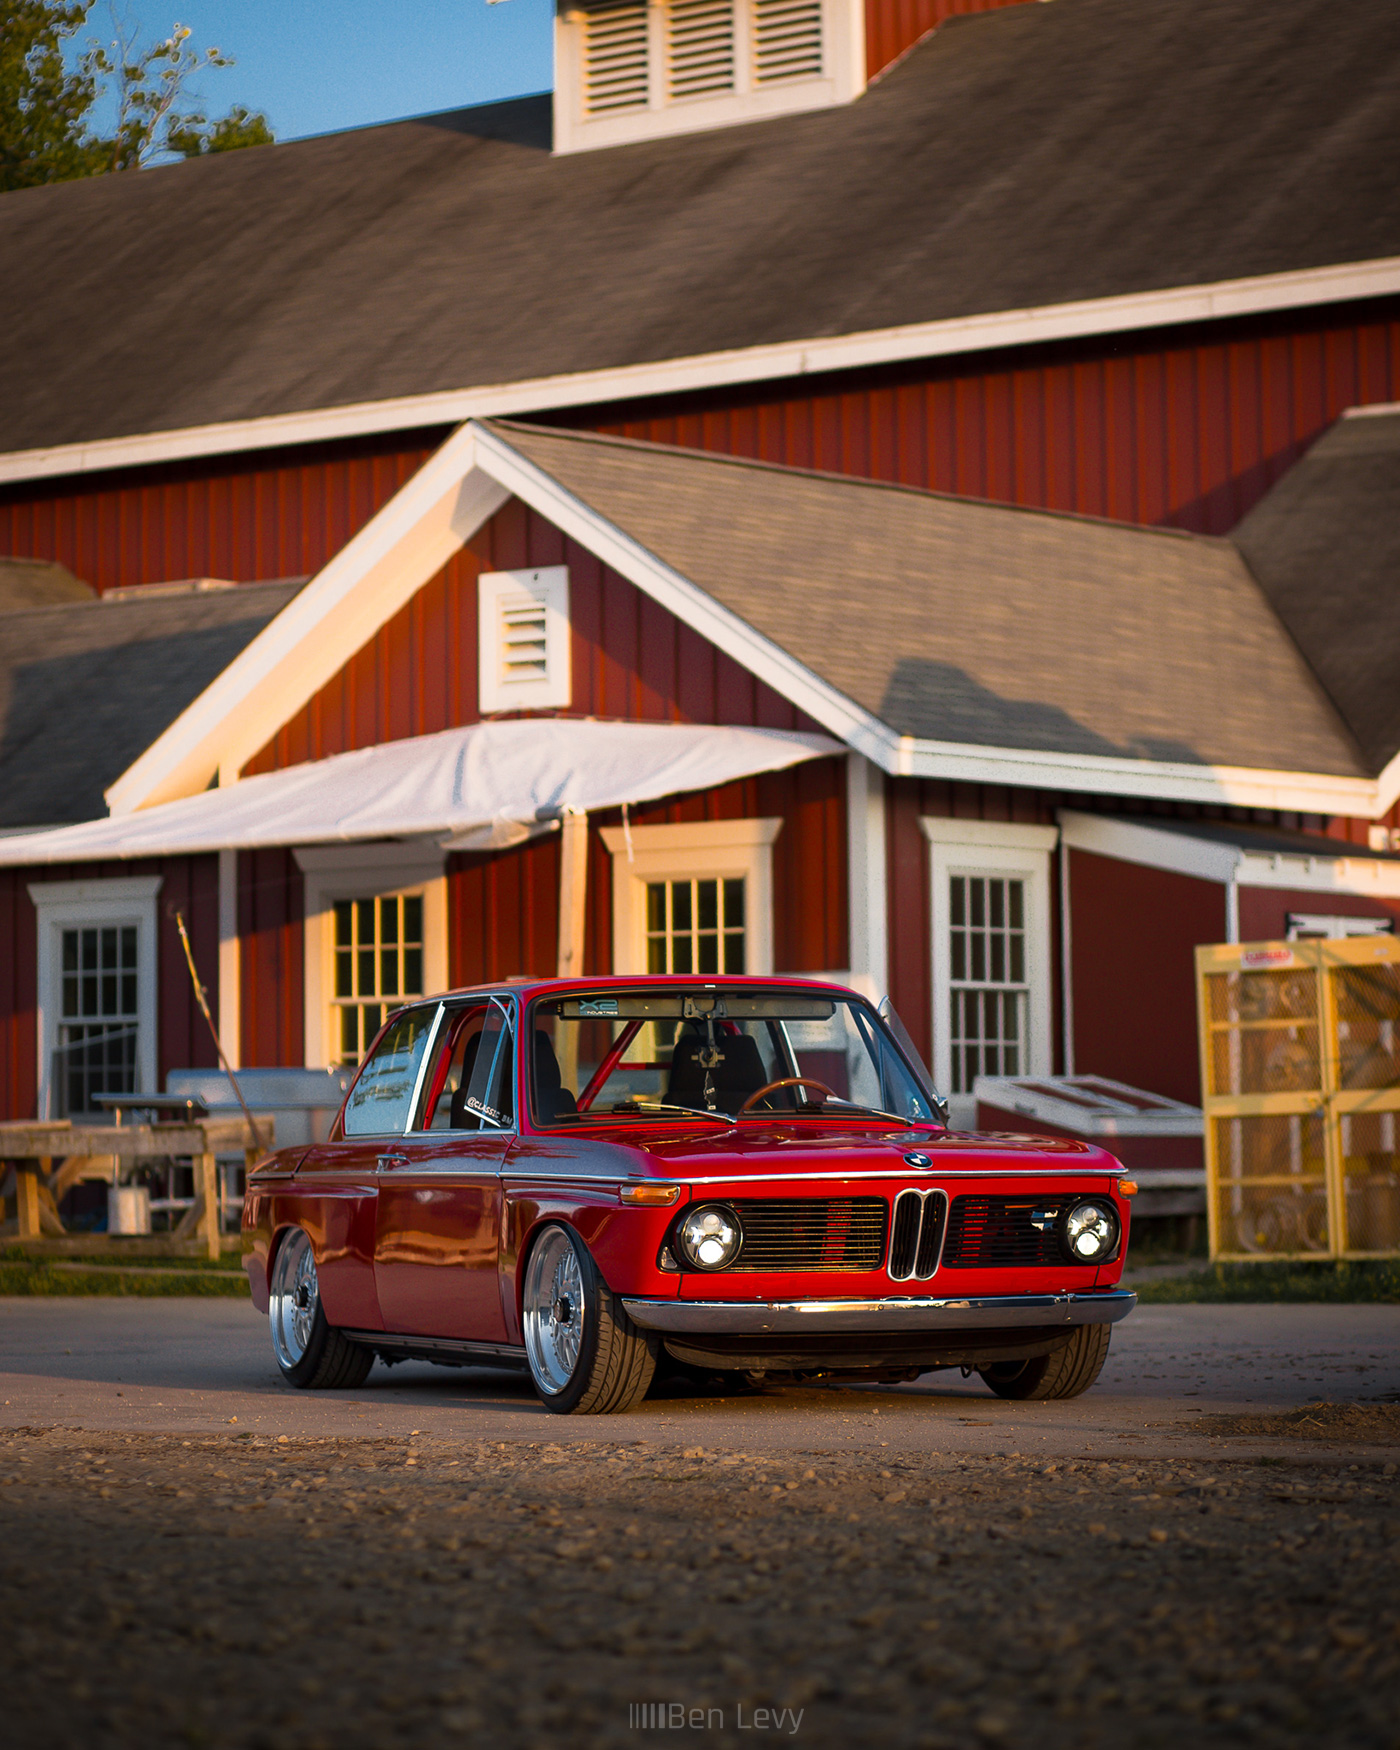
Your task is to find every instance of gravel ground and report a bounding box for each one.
[3,1423,1398,1750]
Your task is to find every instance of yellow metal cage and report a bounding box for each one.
[1195,935,1400,1260]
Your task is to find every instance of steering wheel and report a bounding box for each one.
[737,1077,838,1114]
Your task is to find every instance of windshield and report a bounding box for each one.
[528,988,941,1127]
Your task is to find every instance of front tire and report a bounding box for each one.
[268,1227,373,1390]
[521,1224,658,1414]
[978,1323,1112,1401]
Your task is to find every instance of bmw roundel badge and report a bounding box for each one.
[903,1152,932,1169]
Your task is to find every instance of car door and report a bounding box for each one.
[372,996,515,1341]
[292,1003,441,1332]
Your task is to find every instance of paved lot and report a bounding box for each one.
[2,1297,1397,1749]
[1,1298,1397,1459]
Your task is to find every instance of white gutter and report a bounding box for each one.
[3,255,1397,485]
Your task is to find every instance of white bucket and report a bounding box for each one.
[107,1184,152,1236]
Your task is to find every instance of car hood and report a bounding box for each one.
[627,1122,1122,1181]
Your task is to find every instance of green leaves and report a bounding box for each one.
[0,2,273,192]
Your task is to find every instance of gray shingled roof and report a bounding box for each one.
[488,419,1367,778]
[1,0,1397,455]
[0,582,303,828]
[1233,410,1400,775]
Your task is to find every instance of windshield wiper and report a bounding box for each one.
[800,1098,913,1125]
[612,1101,734,1123]
[551,1101,733,1124]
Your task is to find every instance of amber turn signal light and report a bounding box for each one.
[619,1182,682,1206]
[1118,1178,1139,1198]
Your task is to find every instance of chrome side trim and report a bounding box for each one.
[619,1289,1137,1335]
[343,1329,528,1367]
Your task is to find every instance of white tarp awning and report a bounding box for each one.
[0,719,843,865]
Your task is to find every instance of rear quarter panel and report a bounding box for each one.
[244,1148,384,1330]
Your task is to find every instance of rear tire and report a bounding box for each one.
[978,1323,1112,1401]
[521,1223,658,1414]
[269,1227,374,1390]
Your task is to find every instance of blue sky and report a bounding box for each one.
[78,1,555,142]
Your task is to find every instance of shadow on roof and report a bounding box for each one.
[879,658,1209,765]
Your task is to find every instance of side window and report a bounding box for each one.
[342,1008,438,1136]
[460,1000,515,1129]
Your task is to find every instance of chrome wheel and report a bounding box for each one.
[522,1226,586,1396]
[270,1229,320,1371]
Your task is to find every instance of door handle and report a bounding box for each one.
[376,1153,409,1171]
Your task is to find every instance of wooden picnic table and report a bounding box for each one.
[1,1115,273,1260]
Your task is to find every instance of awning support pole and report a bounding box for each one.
[557,809,589,1096]
[557,809,589,980]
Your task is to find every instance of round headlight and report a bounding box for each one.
[676,1204,743,1271]
[1061,1198,1120,1263]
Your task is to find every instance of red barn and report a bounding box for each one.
[1,0,1398,1145]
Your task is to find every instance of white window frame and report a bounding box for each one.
[1286,913,1395,940]
[477,566,571,715]
[598,817,782,974]
[921,820,1057,1120]
[294,845,448,1070]
[28,875,162,1120]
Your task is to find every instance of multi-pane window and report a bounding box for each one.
[333,895,425,1067]
[646,877,746,974]
[57,925,139,1116]
[948,875,1027,1094]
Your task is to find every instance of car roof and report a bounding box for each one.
[413,974,862,1005]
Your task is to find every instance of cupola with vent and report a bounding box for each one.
[553,0,865,154]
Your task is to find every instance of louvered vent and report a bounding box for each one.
[668,0,735,99]
[584,1,651,115]
[753,0,822,83]
[499,594,549,686]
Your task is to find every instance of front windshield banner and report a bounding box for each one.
[529,988,941,1127]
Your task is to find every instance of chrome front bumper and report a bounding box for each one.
[621,1289,1137,1336]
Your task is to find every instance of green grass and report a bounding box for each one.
[0,1249,249,1296]
[47,1248,246,1271]
[1135,1259,1400,1304]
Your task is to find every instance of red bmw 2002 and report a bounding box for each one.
[242,978,1136,1414]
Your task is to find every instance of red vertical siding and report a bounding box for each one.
[242,501,823,775]
[557,301,1400,537]
[885,779,1354,1089]
[446,757,846,994]
[239,849,304,1067]
[1067,847,1225,1106]
[1236,887,1400,944]
[1,310,1394,606]
[156,855,222,1083]
[0,856,219,1122]
[449,836,561,988]
[865,0,1033,79]
[0,871,39,1120]
[0,430,442,596]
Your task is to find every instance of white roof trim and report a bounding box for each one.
[1373,747,1400,818]
[899,740,1378,814]
[4,254,1398,485]
[1059,808,1400,896]
[105,417,1393,818]
[467,423,896,765]
[106,424,509,813]
[1059,810,1241,883]
[1235,851,1400,898]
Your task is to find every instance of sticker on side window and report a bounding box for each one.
[579,998,619,1017]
